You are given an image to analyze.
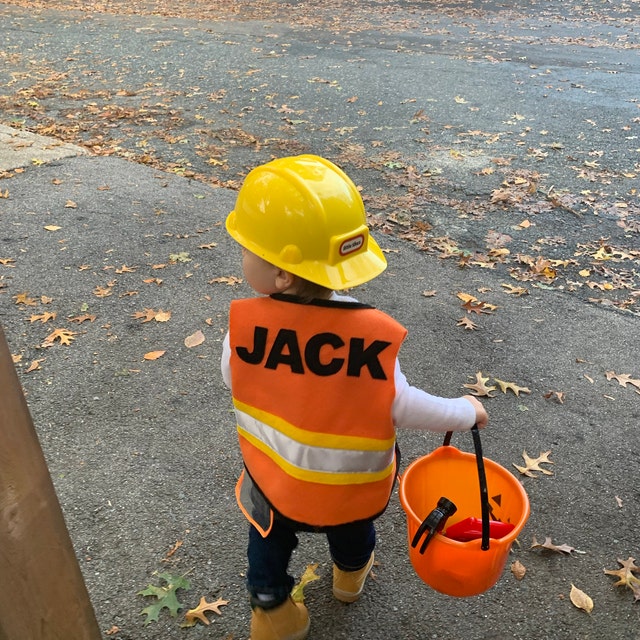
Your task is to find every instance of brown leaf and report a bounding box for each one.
[543,390,565,404]
[132,308,156,323]
[13,292,38,306]
[143,350,166,361]
[604,557,640,601]
[184,330,205,348]
[209,275,243,286]
[29,311,57,323]
[463,371,497,397]
[500,283,529,296]
[25,359,45,373]
[531,536,576,554]
[457,317,478,330]
[182,597,228,627]
[604,370,640,391]
[570,584,593,614]
[93,284,113,298]
[513,451,553,478]
[43,328,76,346]
[494,378,531,396]
[511,560,527,580]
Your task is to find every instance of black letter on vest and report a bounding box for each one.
[347,338,391,379]
[265,329,304,374]
[236,326,268,364]
[305,332,345,376]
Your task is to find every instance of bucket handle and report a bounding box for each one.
[443,425,490,551]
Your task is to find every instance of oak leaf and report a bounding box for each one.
[93,284,113,298]
[513,450,553,477]
[43,328,76,346]
[29,311,57,323]
[570,584,593,614]
[115,264,137,274]
[13,292,38,306]
[457,317,478,330]
[133,308,171,323]
[462,299,493,315]
[138,572,190,625]
[181,596,228,627]
[494,378,531,396]
[463,371,496,397]
[531,536,576,555]
[501,283,528,296]
[604,557,640,602]
[604,370,640,392]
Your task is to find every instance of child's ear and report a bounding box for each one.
[274,269,295,291]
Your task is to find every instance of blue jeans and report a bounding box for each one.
[247,517,376,607]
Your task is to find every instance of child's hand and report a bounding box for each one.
[463,395,488,429]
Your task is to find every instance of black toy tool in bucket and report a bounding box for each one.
[399,426,530,597]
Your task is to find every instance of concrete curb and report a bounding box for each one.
[0,124,89,172]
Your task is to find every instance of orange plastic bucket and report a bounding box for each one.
[399,430,530,597]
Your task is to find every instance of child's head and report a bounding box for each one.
[226,155,386,293]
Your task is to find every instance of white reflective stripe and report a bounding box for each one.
[235,407,395,475]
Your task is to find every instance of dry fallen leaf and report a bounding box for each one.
[513,451,554,478]
[29,311,57,323]
[144,350,166,361]
[42,328,76,346]
[181,596,228,627]
[209,275,243,286]
[604,557,640,602]
[494,378,531,396]
[605,370,640,391]
[531,536,577,555]
[511,560,527,580]
[463,371,497,397]
[184,330,205,348]
[543,390,565,404]
[457,317,478,330]
[570,584,593,614]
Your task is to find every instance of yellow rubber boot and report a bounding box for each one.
[332,553,375,603]
[250,597,310,640]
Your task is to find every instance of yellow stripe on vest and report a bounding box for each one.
[237,426,395,486]
[234,398,395,452]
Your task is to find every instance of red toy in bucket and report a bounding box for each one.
[399,426,530,597]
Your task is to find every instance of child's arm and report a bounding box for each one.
[221,332,231,388]
[392,362,488,432]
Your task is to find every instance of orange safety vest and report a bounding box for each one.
[228,294,407,531]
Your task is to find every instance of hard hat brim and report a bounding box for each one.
[226,211,387,290]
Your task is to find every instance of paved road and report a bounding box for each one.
[0,2,639,639]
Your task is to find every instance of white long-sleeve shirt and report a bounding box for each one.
[221,293,475,433]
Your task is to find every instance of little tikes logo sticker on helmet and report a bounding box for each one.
[339,234,364,257]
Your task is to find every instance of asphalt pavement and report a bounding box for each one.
[0,2,639,640]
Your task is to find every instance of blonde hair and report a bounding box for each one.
[291,275,334,303]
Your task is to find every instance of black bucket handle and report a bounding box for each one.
[443,425,490,551]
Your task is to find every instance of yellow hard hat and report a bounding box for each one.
[226,155,387,289]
